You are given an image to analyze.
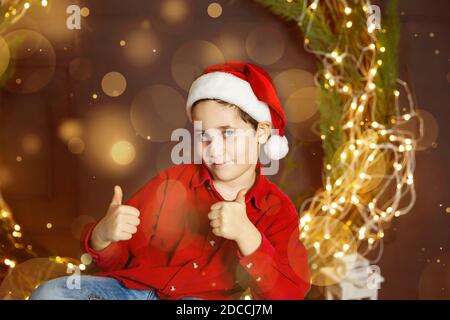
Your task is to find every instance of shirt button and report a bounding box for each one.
[246,262,253,269]
[170,285,176,292]
[209,240,215,246]
[256,276,262,282]
[193,262,199,269]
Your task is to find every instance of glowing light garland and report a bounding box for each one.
[292,0,422,284]
[0,1,49,33]
[0,194,35,271]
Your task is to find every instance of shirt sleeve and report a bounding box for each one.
[80,171,167,272]
[236,199,311,300]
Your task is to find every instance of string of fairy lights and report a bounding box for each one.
[1,204,87,269]
[0,207,33,269]
[0,0,48,31]
[295,0,422,283]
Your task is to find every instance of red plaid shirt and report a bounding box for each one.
[81,162,311,300]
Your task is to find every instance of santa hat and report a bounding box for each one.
[185,61,289,160]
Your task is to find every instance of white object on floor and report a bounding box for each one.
[321,253,384,300]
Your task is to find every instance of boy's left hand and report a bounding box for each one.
[208,189,261,248]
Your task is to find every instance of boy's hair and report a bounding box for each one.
[191,98,259,130]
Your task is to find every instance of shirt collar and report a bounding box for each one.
[190,161,269,211]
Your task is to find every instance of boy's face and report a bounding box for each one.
[191,100,264,183]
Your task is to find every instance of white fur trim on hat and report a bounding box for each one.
[186,71,272,124]
[263,134,289,160]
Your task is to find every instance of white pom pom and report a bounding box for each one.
[263,135,289,160]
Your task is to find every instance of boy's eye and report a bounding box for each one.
[223,129,235,138]
[197,132,211,141]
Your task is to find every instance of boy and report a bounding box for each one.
[30,61,311,300]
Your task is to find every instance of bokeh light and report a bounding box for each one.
[80,7,90,17]
[207,3,223,18]
[101,71,127,97]
[58,119,83,143]
[284,87,320,123]
[68,137,85,154]
[80,253,92,266]
[160,0,189,25]
[21,133,41,155]
[111,140,136,165]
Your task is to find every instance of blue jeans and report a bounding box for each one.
[29,275,204,300]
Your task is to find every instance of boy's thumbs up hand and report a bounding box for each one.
[90,185,141,251]
[110,185,123,206]
[207,188,255,242]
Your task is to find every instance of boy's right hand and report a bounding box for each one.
[90,185,141,251]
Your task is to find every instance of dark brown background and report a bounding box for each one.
[0,0,448,299]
